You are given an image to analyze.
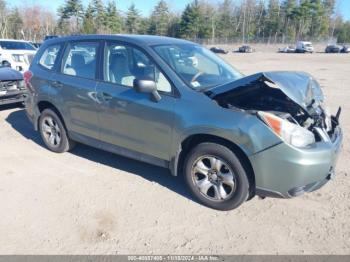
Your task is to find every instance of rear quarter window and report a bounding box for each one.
[39,44,61,70]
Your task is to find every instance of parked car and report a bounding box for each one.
[25,35,342,210]
[295,41,314,53]
[0,66,26,106]
[278,46,296,53]
[325,44,342,53]
[44,35,59,41]
[0,39,37,72]
[30,42,42,49]
[340,45,350,53]
[238,45,254,53]
[210,47,228,54]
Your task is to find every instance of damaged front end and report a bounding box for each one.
[0,67,26,106]
[206,71,341,148]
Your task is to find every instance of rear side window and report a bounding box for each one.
[62,42,98,79]
[39,44,61,70]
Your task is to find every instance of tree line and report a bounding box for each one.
[1,0,350,44]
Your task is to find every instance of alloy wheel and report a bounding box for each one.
[191,155,236,201]
[41,116,62,148]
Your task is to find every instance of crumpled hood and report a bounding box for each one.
[206,71,324,111]
[0,67,23,81]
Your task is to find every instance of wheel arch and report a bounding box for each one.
[36,100,67,131]
[172,133,256,197]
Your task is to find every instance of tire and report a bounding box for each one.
[184,142,250,211]
[39,108,75,153]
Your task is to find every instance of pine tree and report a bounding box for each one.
[105,1,122,34]
[179,0,201,39]
[149,0,170,36]
[92,0,106,33]
[266,0,282,42]
[167,14,181,37]
[125,4,140,34]
[310,0,327,38]
[281,0,297,41]
[217,0,234,38]
[138,17,151,34]
[294,0,313,39]
[59,0,84,33]
[8,8,23,39]
[82,3,96,34]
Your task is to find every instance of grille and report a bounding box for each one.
[0,81,18,91]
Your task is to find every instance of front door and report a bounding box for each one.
[96,42,176,161]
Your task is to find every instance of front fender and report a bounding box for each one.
[169,111,281,176]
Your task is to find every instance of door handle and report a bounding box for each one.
[52,81,63,88]
[101,92,113,102]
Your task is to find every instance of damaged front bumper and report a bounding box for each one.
[250,123,343,198]
[0,89,27,105]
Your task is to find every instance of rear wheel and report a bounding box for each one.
[39,108,75,153]
[184,142,250,210]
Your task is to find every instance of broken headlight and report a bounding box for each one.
[258,111,315,148]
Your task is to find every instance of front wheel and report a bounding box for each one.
[184,143,250,211]
[39,108,75,153]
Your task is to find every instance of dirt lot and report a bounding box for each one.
[0,52,349,255]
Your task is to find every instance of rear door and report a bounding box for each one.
[50,41,101,141]
[27,43,63,117]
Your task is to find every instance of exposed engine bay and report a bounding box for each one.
[206,72,341,144]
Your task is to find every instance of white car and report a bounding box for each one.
[278,46,296,53]
[0,39,37,72]
[296,41,314,53]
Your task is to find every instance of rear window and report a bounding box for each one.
[0,41,36,50]
[39,44,61,70]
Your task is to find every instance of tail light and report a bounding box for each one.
[23,70,33,92]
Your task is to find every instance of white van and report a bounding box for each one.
[296,41,314,53]
[0,39,37,72]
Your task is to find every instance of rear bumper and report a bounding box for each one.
[250,126,343,198]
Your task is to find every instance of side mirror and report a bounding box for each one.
[133,79,161,102]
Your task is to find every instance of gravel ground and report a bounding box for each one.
[0,52,349,254]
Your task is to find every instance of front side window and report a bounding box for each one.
[0,41,35,50]
[62,42,98,79]
[39,44,61,70]
[104,43,172,93]
[153,44,243,91]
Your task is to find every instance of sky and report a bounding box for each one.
[6,0,350,20]
[7,0,187,15]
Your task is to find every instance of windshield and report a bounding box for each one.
[153,44,242,90]
[0,41,36,50]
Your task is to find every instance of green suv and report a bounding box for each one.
[24,35,342,210]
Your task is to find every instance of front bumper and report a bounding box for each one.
[0,89,27,105]
[250,126,343,198]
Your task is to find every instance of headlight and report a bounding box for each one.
[258,112,315,148]
[17,80,25,89]
[12,54,25,62]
